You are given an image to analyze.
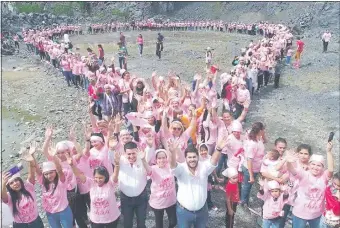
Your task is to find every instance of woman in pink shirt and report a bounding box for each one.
[240,122,266,206]
[36,157,73,228]
[287,142,334,228]
[137,34,144,57]
[68,151,121,228]
[142,149,177,228]
[1,148,44,228]
[60,55,72,87]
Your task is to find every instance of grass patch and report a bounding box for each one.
[2,106,42,122]
[15,2,43,13]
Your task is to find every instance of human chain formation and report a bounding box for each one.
[2,19,338,228]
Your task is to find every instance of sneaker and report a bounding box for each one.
[209,205,218,211]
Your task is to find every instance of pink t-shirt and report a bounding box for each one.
[137,37,144,45]
[292,170,329,220]
[74,156,92,194]
[60,60,71,71]
[60,161,77,191]
[5,181,39,223]
[38,175,69,213]
[243,139,265,173]
[89,145,113,175]
[86,177,120,224]
[149,165,177,209]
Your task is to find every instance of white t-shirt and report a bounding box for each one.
[172,160,217,211]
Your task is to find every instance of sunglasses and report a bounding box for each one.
[172,127,182,131]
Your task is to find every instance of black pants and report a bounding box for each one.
[257,72,263,89]
[263,70,270,86]
[225,202,238,228]
[39,51,45,60]
[51,59,57,68]
[13,216,44,228]
[120,188,148,228]
[207,190,214,209]
[73,74,81,87]
[91,217,119,228]
[68,188,88,228]
[14,41,19,49]
[92,101,103,120]
[323,40,329,52]
[274,73,280,88]
[151,204,177,228]
[156,42,163,59]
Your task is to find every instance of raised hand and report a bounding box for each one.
[69,123,77,141]
[108,136,118,149]
[243,100,250,109]
[84,123,92,140]
[138,148,146,160]
[217,134,228,149]
[168,138,180,152]
[45,125,53,139]
[326,142,333,152]
[113,151,121,166]
[65,152,73,166]
[2,172,12,186]
[285,149,298,163]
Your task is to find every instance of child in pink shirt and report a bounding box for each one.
[257,180,289,228]
[286,48,293,65]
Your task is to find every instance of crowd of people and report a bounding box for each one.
[1,19,339,228]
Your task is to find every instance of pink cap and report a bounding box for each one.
[42,161,56,173]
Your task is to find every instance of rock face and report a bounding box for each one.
[1,2,339,38]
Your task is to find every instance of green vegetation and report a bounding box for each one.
[51,2,74,16]
[15,2,43,13]
[112,8,130,20]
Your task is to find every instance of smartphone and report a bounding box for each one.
[328,132,335,142]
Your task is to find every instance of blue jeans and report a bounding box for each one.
[62,71,72,86]
[286,56,291,64]
[263,218,280,228]
[216,153,228,176]
[240,165,258,205]
[176,202,208,228]
[245,78,253,92]
[292,215,321,228]
[46,206,73,228]
[279,204,291,228]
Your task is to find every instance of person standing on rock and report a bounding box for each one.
[322,31,332,53]
[293,37,304,69]
[1,145,44,228]
[170,136,226,228]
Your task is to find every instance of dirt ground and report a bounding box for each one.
[1,30,339,228]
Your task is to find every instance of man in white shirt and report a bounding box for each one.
[118,141,148,228]
[170,137,226,228]
[322,30,332,52]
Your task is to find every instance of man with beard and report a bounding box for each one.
[169,135,227,228]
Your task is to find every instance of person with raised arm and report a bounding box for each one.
[286,141,334,228]
[1,143,44,228]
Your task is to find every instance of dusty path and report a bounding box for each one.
[1,30,339,228]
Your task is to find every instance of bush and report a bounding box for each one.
[112,9,130,20]
[52,3,74,16]
[15,2,43,13]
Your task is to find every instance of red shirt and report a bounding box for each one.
[325,186,340,216]
[225,181,239,203]
[296,40,304,52]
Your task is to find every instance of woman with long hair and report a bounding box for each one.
[36,156,73,227]
[240,122,267,207]
[1,146,44,228]
[68,152,121,228]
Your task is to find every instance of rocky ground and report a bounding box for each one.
[2,30,339,227]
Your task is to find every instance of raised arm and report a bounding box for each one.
[52,155,65,183]
[236,100,250,123]
[140,148,152,174]
[211,134,228,166]
[169,139,180,169]
[42,126,53,161]
[326,142,334,178]
[66,153,86,184]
